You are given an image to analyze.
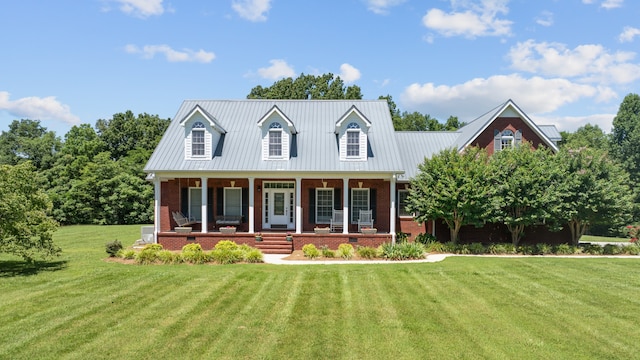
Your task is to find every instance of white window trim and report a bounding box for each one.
[315,188,334,224]
[346,129,360,158]
[191,128,206,157]
[350,188,370,224]
[269,129,283,158]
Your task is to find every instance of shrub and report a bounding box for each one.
[603,244,622,255]
[518,245,536,255]
[536,243,553,255]
[424,241,446,253]
[337,243,355,259]
[320,245,335,258]
[356,246,377,259]
[415,233,437,245]
[583,243,604,255]
[157,250,181,264]
[396,232,409,243]
[136,243,163,264]
[379,242,425,260]
[468,242,486,255]
[443,242,458,253]
[621,244,640,255]
[210,241,243,264]
[553,243,573,255]
[302,244,320,259]
[105,240,123,257]
[181,243,207,264]
[244,248,264,263]
[119,249,136,260]
[487,243,515,255]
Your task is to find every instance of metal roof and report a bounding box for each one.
[144,99,405,176]
[395,132,460,180]
[538,125,562,141]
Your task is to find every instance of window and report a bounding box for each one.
[189,187,202,221]
[346,122,360,157]
[316,188,334,223]
[501,130,514,150]
[398,189,412,217]
[224,188,242,216]
[269,122,282,157]
[351,188,369,222]
[191,122,205,156]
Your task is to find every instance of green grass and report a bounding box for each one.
[1,225,640,359]
[581,234,631,242]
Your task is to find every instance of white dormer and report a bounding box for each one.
[180,105,226,160]
[335,106,371,161]
[257,106,297,160]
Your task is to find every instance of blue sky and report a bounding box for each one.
[1,0,639,137]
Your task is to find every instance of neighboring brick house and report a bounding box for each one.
[144,99,562,251]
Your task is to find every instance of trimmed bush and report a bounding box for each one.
[119,249,136,260]
[211,241,243,264]
[302,244,320,259]
[320,245,335,258]
[621,244,640,255]
[136,244,163,264]
[158,250,181,264]
[244,248,264,263]
[536,243,553,255]
[603,244,622,255]
[554,243,577,255]
[356,245,377,259]
[181,243,207,264]
[468,243,486,255]
[424,241,446,253]
[583,243,604,255]
[379,242,425,260]
[337,243,355,259]
[105,240,123,257]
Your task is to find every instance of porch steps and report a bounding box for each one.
[254,236,293,254]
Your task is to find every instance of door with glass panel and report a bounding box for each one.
[263,182,295,229]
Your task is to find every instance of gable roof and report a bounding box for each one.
[179,105,227,134]
[145,99,405,175]
[395,132,460,180]
[453,99,559,152]
[256,105,297,134]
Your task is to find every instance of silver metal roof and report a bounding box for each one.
[144,99,405,175]
[538,125,562,141]
[395,132,460,180]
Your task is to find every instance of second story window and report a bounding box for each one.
[501,130,514,150]
[346,122,360,157]
[269,122,283,157]
[192,122,205,156]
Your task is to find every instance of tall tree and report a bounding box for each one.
[0,119,61,171]
[0,162,60,261]
[556,147,633,245]
[563,124,609,151]
[408,147,491,243]
[610,93,640,183]
[95,111,170,161]
[247,73,363,100]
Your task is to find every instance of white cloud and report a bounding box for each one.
[601,0,623,9]
[365,0,406,15]
[125,44,215,63]
[400,74,601,120]
[535,11,553,27]
[0,92,80,125]
[533,113,616,133]
[257,59,296,80]
[507,40,640,84]
[422,0,512,39]
[619,26,640,43]
[112,0,165,18]
[232,0,271,22]
[338,63,361,83]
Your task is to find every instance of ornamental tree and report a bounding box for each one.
[556,147,633,245]
[0,162,60,261]
[487,144,562,246]
[407,147,490,243]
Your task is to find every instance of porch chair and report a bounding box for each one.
[357,209,374,232]
[172,211,197,227]
[330,209,343,232]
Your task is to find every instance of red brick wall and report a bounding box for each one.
[471,117,549,156]
[434,220,572,245]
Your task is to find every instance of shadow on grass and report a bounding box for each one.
[0,259,68,277]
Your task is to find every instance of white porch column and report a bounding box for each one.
[390,174,397,244]
[343,177,349,234]
[201,177,208,233]
[153,176,161,243]
[248,177,255,233]
[296,177,302,234]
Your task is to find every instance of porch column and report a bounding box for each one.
[201,177,208,233]
[154,176,161,243]
[295,177,302,234]
[390,174,397,244]
[248,177,255,233]
[343,177,349,234]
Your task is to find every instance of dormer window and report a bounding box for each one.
[501,130,514,150]
[269,122,283,157]
[346,123,360,157]
[191,122,206,157]
[494,128,522,152]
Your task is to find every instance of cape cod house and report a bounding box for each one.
[144,99,562,253]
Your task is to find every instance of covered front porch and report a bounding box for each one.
[151,174,403,251]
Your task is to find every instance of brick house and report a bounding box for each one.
[144,99,562,252]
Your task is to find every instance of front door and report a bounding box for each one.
[263,182,295,229]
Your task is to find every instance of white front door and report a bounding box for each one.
[264,183,295,229]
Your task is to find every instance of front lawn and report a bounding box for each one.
[1,225,639,359]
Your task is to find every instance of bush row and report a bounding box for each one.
[108,241,264,264]
[423,241,640,256]
[301,242,426,261]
